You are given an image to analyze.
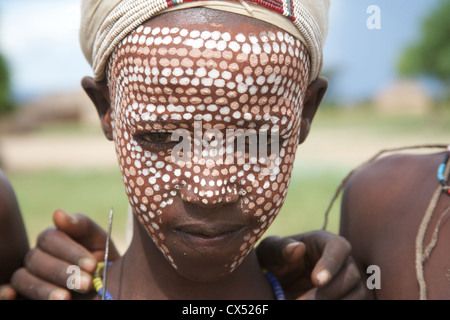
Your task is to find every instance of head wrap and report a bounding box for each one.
[80,0,330,83]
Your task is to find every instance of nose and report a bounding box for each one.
[179,177,239,209]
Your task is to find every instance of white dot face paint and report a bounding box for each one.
[106,16,310,280]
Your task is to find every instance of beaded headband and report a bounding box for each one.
[80,0,330,83]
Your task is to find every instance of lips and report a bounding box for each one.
[173,224,247,253]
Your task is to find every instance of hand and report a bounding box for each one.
[9,209,120,300]
[256,230,373,300]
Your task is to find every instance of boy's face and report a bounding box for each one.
[106,13,310,281]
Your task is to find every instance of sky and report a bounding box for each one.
[0,0,444,104]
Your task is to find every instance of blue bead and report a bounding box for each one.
[265,271,286,300]
[437,163,446,181]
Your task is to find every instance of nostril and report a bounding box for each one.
[180,183,239,209]
[223,187,239,202]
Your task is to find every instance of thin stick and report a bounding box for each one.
[102,208,114,300]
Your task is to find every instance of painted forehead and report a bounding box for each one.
[107,19,311,132]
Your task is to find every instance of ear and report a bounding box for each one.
[298,77,328,144]
[81,76,113,141]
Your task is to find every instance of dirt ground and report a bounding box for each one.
[0,132,117,172]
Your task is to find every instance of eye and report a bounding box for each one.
[140,132,172,143]
[133,132,176,152]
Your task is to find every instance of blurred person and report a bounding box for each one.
[338,145,450,300]
[0,169,29,300]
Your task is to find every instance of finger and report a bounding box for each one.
[25,247,93,293]
[11,268,71,300]
[256,236,306,270]
[283,240,307,264]
[37,227,97,273]
[310,234,352,287]
[0,285,17,300]
[52,209,120,261]
[312,259,361,299]
[53,209,106,245]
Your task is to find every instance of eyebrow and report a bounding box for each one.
[131,115,191,133]
[129,110,284,135]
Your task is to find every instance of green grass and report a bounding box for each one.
[267,164,344,237]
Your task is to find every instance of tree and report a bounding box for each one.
[0,53,13,114]
[397,0,450,87]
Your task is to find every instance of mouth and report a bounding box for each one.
[173,224,247,253]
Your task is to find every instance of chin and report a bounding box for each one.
[163,236,253,283]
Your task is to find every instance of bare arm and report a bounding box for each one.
[0,170,29,284]
[0,170,29,299]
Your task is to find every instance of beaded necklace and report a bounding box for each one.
[93,262,114,300]
[93,263,286,300]
[437,146,450,196]
[264,270,286,300]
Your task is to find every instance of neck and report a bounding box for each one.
[106,216,274,300]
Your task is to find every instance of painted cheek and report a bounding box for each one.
[227,128,300,271]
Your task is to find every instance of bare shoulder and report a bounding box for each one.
[340,151,449,299]
[342,152,442,216]
[0,170,19,220]
[0,169,29,284]
[339,152,443,254]
[0,169,25,237]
